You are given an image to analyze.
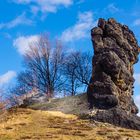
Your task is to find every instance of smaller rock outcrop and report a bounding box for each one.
[18,89,48,107]
[22,93,48,107]
[87,18,140,130]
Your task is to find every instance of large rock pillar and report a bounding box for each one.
[87,18,140,130]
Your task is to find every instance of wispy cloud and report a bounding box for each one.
[0,71,16,87]
[0,12,33,30]
[3,33,12,39]
[134,95,140,116]
[133,19,140,26]
[60,11,96,42]
[12,0,73,15]
[76,0,85,5]
[13,35,40,55]
[134,73,140,85]
[105,3,120,14]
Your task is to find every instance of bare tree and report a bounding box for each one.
[17,35,65,98]
[63,51,92,95]
[10,34,92,100]
[63,52,82,96]
[74,51,92,86]
[0,88,9,113]
[0,89,5,111]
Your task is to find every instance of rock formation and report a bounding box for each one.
[87,18,140,130]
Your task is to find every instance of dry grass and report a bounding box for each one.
[0,108,140,140]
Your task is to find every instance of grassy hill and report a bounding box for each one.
[0,93,140,140]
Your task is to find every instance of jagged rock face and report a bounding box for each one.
[87,18,140,130]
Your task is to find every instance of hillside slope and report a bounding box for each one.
[0,94,140,140]
[28,93,89,115]
[0,108,140,140]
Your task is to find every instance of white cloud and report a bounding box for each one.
[12,0,73,14]
[133,19,140,26]
[0,71,16,87]
[0,12,33,30]
[134,95,140,116]
[105,3,119,14]
[60,11,96,42]
[134,73,140,85]
[13,35,40,55]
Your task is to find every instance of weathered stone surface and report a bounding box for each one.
[21,93,48,107]
[87,18,140,130]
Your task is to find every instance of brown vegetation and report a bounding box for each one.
[0,107,140,140]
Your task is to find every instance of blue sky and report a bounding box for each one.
[0,0,140,113]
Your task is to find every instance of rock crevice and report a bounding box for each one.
[87,18,140,130]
